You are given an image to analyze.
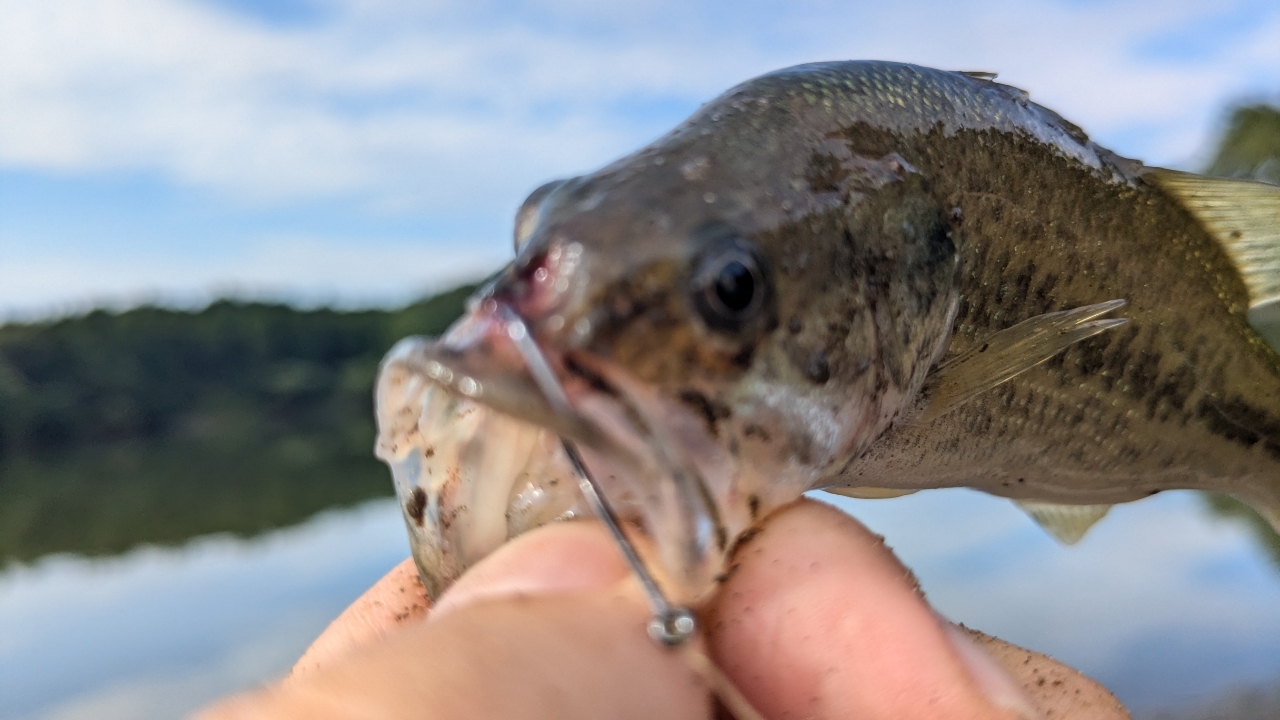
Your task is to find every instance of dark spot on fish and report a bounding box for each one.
[979,342,989,353]
[678,388,726,436]
[564,354,620,398]
[1008,261,1035,310]
[1032,272,1058,306]
[1017,478,1025,484]
[743,423,771,442]
[731,345,755,368]
[1129,350,1161,402]
[424,446,435,459]
[728,526,763,558]
[1196,396,1280,460]
[805,150,849,194]
[788,316,803,334]
[1148,363,1196,416]
[439,505,463,532]
[748,494,761,520]
[805,349,831,384]
[406,487,427,526]
[716,525,728,552]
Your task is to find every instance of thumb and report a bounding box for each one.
[711,499,1033,719]
[709,499,1127,720]
[198,521,711,720]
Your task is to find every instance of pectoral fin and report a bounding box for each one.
[1016,500,1112,545]
[823,487,919,500]
[920,299,1128,422]
[1148,170,1280,351]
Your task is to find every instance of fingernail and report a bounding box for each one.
[944,623,1041,719]
[430,521,628,621]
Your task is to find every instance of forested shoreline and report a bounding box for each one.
[0,286,472,562]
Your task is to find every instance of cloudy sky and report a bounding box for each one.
[2,0,1278,319]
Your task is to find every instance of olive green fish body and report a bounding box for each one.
[542,61,1280,526]
[377,61,1280,600]
[765,65,1280,517]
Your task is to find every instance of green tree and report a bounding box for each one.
[0,285,473,563]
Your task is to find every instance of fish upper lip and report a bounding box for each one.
[387,300,599,446]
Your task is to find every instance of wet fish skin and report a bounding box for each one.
[488,64,980,588]
[518,62,1278,510]
[380,60,1280,600]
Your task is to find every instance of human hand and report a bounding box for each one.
[199,499,1130,719]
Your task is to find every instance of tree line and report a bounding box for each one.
[0,287,472,562]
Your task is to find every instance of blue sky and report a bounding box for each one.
[1,0,1278,319]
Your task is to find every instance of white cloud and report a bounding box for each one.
[0,233,507,321]
[2,0,1277,212]
[0,0,1276,316]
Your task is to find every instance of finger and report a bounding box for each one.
[288,557,430,679]
[430,519,632,620]
[966,628,1130,720]
[200,522,710,720]
[709,498,1037,720]
[288,519,627,678]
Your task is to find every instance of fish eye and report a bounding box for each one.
[691,228,769,332]
[714,258,756,312]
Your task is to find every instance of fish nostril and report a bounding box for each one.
[516,250,550,279]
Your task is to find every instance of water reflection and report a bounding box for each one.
[0,500,408,720]
[828,490,1280,714]
[2,490,1278,719]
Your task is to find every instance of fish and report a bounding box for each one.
[374,60,1280,603]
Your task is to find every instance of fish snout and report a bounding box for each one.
[396,292,604,450]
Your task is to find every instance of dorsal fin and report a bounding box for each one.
[1015,500,1112,545]
[1148,170,1280,349]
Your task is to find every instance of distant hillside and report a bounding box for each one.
[0,285,473,563]
[1204,104,1280,184]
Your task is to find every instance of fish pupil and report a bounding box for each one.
[690,225,769,332]
[715,261,755,312]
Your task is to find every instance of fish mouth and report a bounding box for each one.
[376,297,728,602]
[384,298,604,449]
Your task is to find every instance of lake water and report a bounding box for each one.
[3,490,1279,719]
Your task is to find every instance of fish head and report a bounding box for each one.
[378,66,963,601]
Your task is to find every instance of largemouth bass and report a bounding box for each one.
[375,60,1280,602]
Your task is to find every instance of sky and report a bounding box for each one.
[1,0,1278,320]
